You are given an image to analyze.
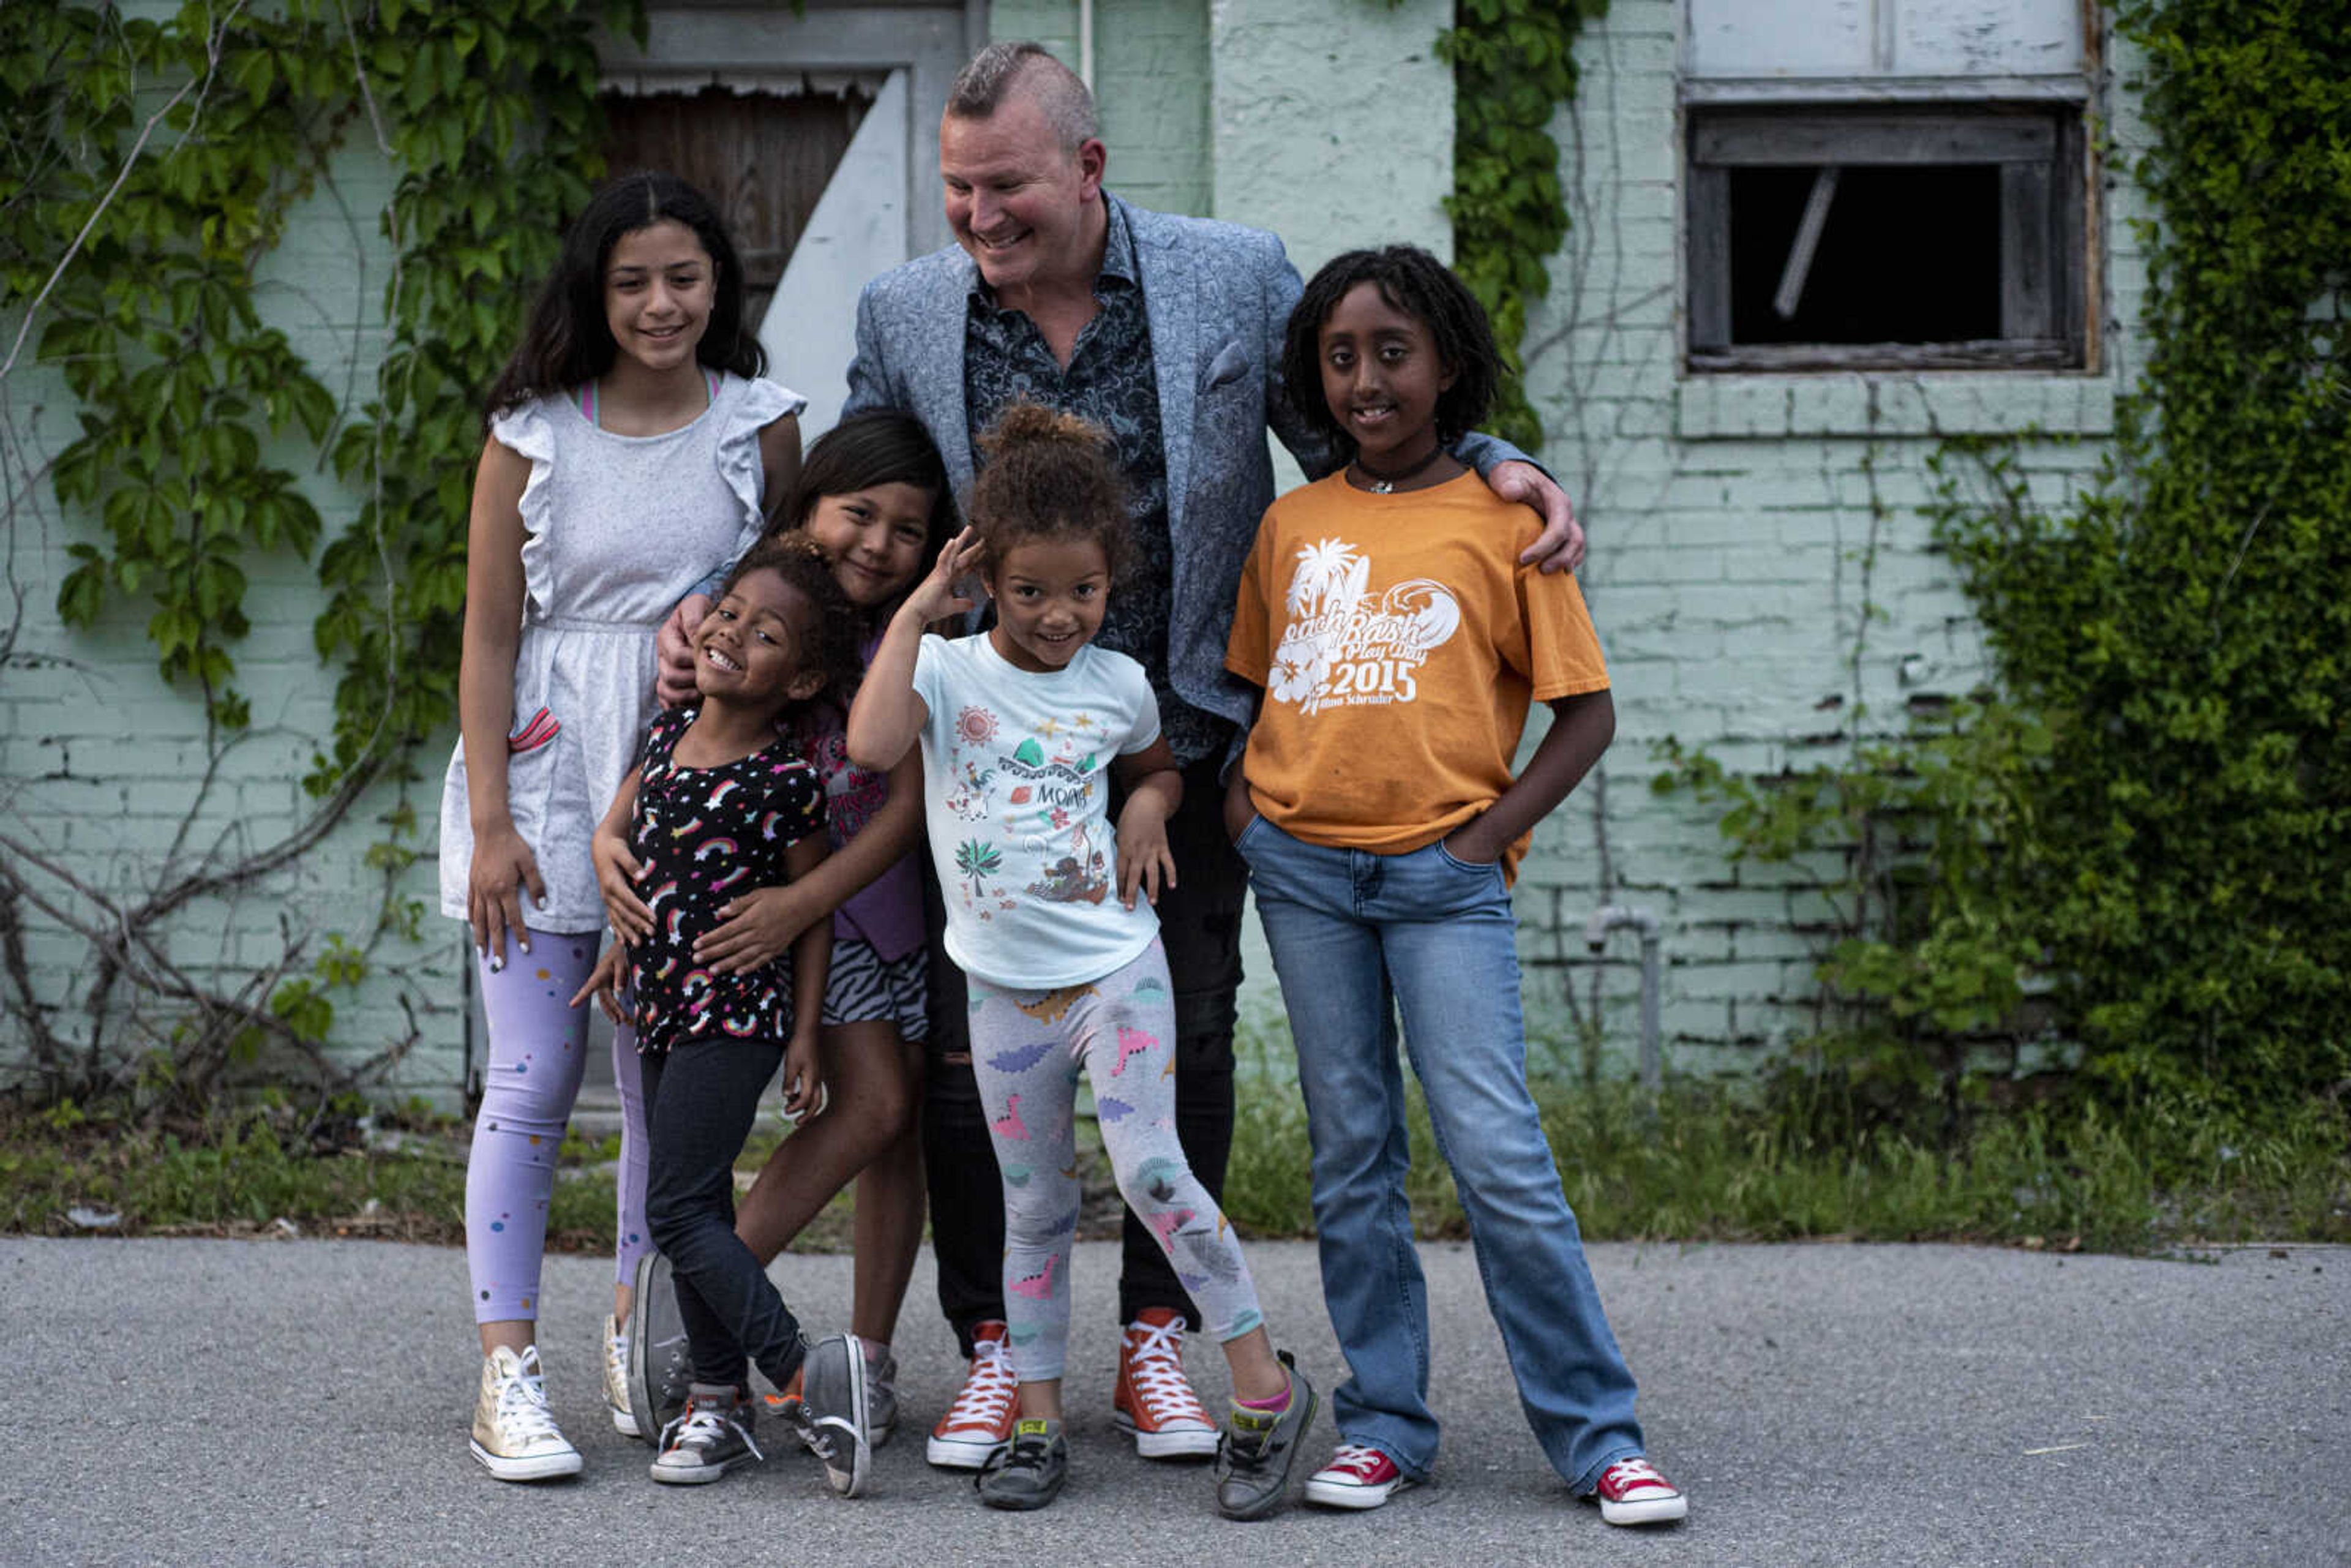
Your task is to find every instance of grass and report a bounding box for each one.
[6,1051,2345,1254]
[1221,1032,2351,1252]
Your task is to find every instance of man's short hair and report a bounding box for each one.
[945,41,1100,152]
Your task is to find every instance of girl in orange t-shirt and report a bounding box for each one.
[1223,244,1686,1529]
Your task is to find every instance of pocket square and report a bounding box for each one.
[1198,340,1251,393]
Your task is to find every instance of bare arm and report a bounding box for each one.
[656,412,803,705]
[846,528,982,772]
[778,830,833,1118]
[696,750,926,974]
[1113,737,1183,909]
[459,435,541,963]
[591,766,648,943]
[757,412,802,521]
[1441,689,1614,866]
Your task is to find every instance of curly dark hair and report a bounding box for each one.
[1280,244,1500,459]
[485,171,763,424]
[716,533,864,713]
[966,401,1131,582]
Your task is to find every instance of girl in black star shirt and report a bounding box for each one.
[578,535,874,1493]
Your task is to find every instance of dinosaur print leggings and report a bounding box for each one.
[968,939,1265,1382]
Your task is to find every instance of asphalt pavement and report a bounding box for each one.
[4,1235,2345,1566]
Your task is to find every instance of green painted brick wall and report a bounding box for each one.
[1509,1,2151,1071]
[3,132,459,1102]
[1,2,2153,1097]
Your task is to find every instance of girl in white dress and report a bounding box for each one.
[438,172,803,1480]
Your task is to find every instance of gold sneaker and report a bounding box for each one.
[470,1344,583,1481]
[602,1315,638,1437]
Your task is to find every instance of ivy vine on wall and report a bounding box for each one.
[1925,0,2349,1111]
[1440,0,1608,451]
[1,0,639,1110]
[1660,1,2349,1121]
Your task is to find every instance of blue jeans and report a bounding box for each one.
[1239,817,1644,1490]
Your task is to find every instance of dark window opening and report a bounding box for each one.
[1687,105,2087,373]
[1728,165,2001,345]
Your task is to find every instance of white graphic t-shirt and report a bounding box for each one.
[912,633,1163,989]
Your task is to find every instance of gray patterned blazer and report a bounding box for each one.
[842,192,1523,746]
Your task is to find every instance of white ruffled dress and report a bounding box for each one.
[437,372,804,934]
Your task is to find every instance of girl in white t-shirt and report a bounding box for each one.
[846,403,1316,1518]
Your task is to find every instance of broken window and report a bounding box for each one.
[1685,105,2086,370]
[1681,0,2093,373]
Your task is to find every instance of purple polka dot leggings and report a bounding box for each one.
[463,926,652,1323]
[969,939,1264,1383]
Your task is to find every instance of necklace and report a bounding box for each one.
[1351,444,1449,493]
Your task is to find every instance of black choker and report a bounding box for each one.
[1350,445,1449,493]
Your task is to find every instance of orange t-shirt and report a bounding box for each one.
[1224,470,1609,882]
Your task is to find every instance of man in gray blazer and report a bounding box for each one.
[850,41,1589,1477]
[665,39,1585,1472]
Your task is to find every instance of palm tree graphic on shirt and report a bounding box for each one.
[954,838,1002,901]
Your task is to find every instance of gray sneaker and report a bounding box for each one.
[793,1333,871,1498]
[626,1250,691,1445]
[649,1384,764,1485]
[773,1343,896,1454]
[976,1418,1069,1511]
[1214,1352,1318,1521]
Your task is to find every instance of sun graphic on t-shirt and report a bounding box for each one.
[956,706,999,746]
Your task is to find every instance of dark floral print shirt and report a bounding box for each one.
[962,200,1229,765]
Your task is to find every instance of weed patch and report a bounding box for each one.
[1222,1030,2351,1251]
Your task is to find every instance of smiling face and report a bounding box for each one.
[692,568,825,709]
[801,482,939,612]
[603,219,716,378]
[984,535,1111,673]
[1316,280,1456,475]
[939,96,1106,306]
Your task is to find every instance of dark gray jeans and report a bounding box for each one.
[642,1037,807,1392]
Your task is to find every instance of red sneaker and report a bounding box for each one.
[926,1320,1016,1469]
[1112,1307,1219,1458]
[1304,1442,1412,1510]
[1589,1455,1688,1525]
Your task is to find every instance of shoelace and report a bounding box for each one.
[661,1401,765,1464]
[1321,1442,1390,1480]
[605,1329,629,1385]
[1124,1319,1210,1425]
[975,1431,1058,1489]
[942,1339,1017,1430]
[492,1360,565,1447]
[1601,1457,1673,1495]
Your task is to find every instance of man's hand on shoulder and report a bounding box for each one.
[1490,460,1586,573]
